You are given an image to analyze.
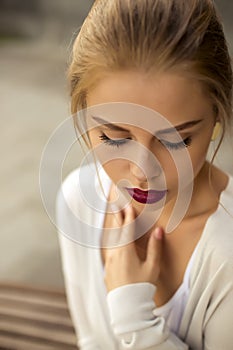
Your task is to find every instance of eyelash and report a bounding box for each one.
[161,137,192,150]
[99,133,131,148]
[99,133,192,150]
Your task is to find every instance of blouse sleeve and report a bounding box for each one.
[107,283,189,350]
[56,182,102,350]
[62,275,101,350]
[58,233,102,350]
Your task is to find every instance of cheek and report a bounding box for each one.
[156,149,179,184]
[189,137,211,176]
[191,153,207,177]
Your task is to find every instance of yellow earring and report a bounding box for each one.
[211,122,221,141]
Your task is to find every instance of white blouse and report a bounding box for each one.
[153,241,200,334]
[94,164,200,335]
[57,163,233,349]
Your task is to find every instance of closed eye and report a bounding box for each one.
[159,136,192,150]
[99,132,192,150]
[99,133,131,148]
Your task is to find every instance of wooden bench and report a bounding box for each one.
[0,282,77,349]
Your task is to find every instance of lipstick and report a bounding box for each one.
[125,188,167,204]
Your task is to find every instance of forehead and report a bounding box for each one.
[87,71,213,126]
[86,71,213,129]
[86,103,172,133]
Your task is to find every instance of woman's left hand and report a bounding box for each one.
[104,205,164,292]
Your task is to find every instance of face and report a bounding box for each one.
[86,71,215,216]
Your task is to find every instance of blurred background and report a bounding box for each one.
[0,0,233,290]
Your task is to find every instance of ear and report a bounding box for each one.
[211,121,221,141]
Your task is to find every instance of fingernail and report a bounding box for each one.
[154,227,163,240]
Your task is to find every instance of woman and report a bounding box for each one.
[56,0,233,349]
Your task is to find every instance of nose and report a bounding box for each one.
[129,146,161,182]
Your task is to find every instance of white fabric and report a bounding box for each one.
[153,240,199,335]
[56,163,233,349]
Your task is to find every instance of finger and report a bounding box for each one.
[105,205,135,258]
[123,204,135,225]
[111,204,123,229]
[146,227,164,266]
[102,204,123,250]
[121,205,136,246]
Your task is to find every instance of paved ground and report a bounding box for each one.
[0,7,233,289]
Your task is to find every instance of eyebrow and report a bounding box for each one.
[156,119,203,135]
[92,116,129,131]
[92,116,203,134]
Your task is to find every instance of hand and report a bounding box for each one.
[104,205,164,292]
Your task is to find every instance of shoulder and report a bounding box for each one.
[192,175,233,281]
[56,162,111,248]
[59,162,95,199]
[56,163,103,279]
[55,162,99,232]
[211,173,233,234]
[208,174,233,263]
[211,174,233,253]
[221,174,233,210]
[57,162,111,209]
[56,162,100,215]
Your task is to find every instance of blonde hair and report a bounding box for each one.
[69,0,232,142]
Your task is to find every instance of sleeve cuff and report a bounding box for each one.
[107,283,170,349]
[107,283,157,334]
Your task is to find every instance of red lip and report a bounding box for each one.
[125,188,167,204]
